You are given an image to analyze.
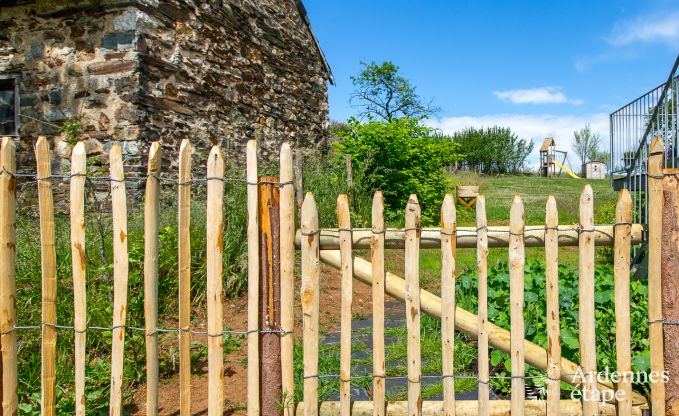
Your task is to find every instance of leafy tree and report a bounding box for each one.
[334,118,461,223]
[572,124,602,168]
[452,126,534,174]
[350,61,439,122]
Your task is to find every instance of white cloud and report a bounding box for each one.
[608,11,679,46]
[426,113,609,170]
[493,87,584,106]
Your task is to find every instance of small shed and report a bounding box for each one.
[582,161,606,180]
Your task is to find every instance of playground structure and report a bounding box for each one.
[539,137,579,178]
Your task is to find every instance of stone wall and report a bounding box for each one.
[0,0,331,175]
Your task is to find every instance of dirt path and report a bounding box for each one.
[129,263,394,415]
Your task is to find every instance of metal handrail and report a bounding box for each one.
[622,54,679,182]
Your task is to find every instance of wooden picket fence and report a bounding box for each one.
[0,135,670,415]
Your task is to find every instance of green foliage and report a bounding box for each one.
[350,61,439,121]
[456,261,650,396]
[335,118,462,224]
[14,183,249,413]
[452,126,534,174]
[292,314,478,401]
[58,118,85,145]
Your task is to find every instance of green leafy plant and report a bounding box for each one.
[456,260,650,396]
[59,118,85,145]
[335,117,462,224]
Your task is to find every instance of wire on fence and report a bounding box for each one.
[0,170,294,187]
[2,323,290,337]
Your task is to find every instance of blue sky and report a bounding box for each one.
[304,0,679,166]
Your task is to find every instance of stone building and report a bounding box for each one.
[0,0,333,174]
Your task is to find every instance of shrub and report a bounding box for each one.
[334,117,462,224]
[453,126,534,174]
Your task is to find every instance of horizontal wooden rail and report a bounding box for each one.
[295,224,644,249]
[294,400,642,416]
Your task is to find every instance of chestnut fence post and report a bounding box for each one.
[259,175,283,416]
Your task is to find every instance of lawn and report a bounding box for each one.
[379,173,620,291]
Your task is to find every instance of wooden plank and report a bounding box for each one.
[648,137,665,416]
[280,143,296,415]
[441,195,456,416]
[295,400,643,416]
[579,185,597,416]
[247,140,260,416]
[301,193,320,416]
[178,139,192,416]
[405,195,422,416]
[35,136,57,416]
[109,144,129,416]
[337,194,352,415]
[545,196,560,416]
[144,142,161,416]
[70,141,87,416]
[371,192,386,416]
[509,195,525,416]
[258,176,282,415]
[318,251,648,406]
[614,190,632,416]
[295,224,644,249]
[476,196,489,416]
[207,145,224,416]
[0,137,17,416]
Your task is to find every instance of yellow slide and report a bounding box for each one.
[550,160,580,179]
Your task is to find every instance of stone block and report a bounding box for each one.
[101,31,135,50]
[88,60,135,75]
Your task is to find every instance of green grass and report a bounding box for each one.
[368,173,620,288]
[293,314,478,401]
[450,172,618,226]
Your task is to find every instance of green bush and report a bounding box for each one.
[453,126,534,174]
[334,118,462,224]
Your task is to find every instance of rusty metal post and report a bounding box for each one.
[258,176,282,416]
[663,173,679,416]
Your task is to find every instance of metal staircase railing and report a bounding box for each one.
[610,54,679,236]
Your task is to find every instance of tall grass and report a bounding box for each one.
[13,148,373,412]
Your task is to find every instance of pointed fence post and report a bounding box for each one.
[178,140,192,416]
[280,143,296,415]
[70,142,87,416]
[247,140,260,416]
[648,137,666,416]
[476,196,489,416]
[109,144,129,416]
[371,191,386,416]
[207,145,224,415]
[441,195,456,416]
[405,195,422,416]
[35,136,57,416]
[545,196,560,416]
[509,196,525,416]
[579,185,597,416]
[301,193,319,416]
[614,190,632,416]
[0,137,17,416]
[144,142,161,416]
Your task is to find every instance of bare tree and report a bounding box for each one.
[572,124,602,168]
